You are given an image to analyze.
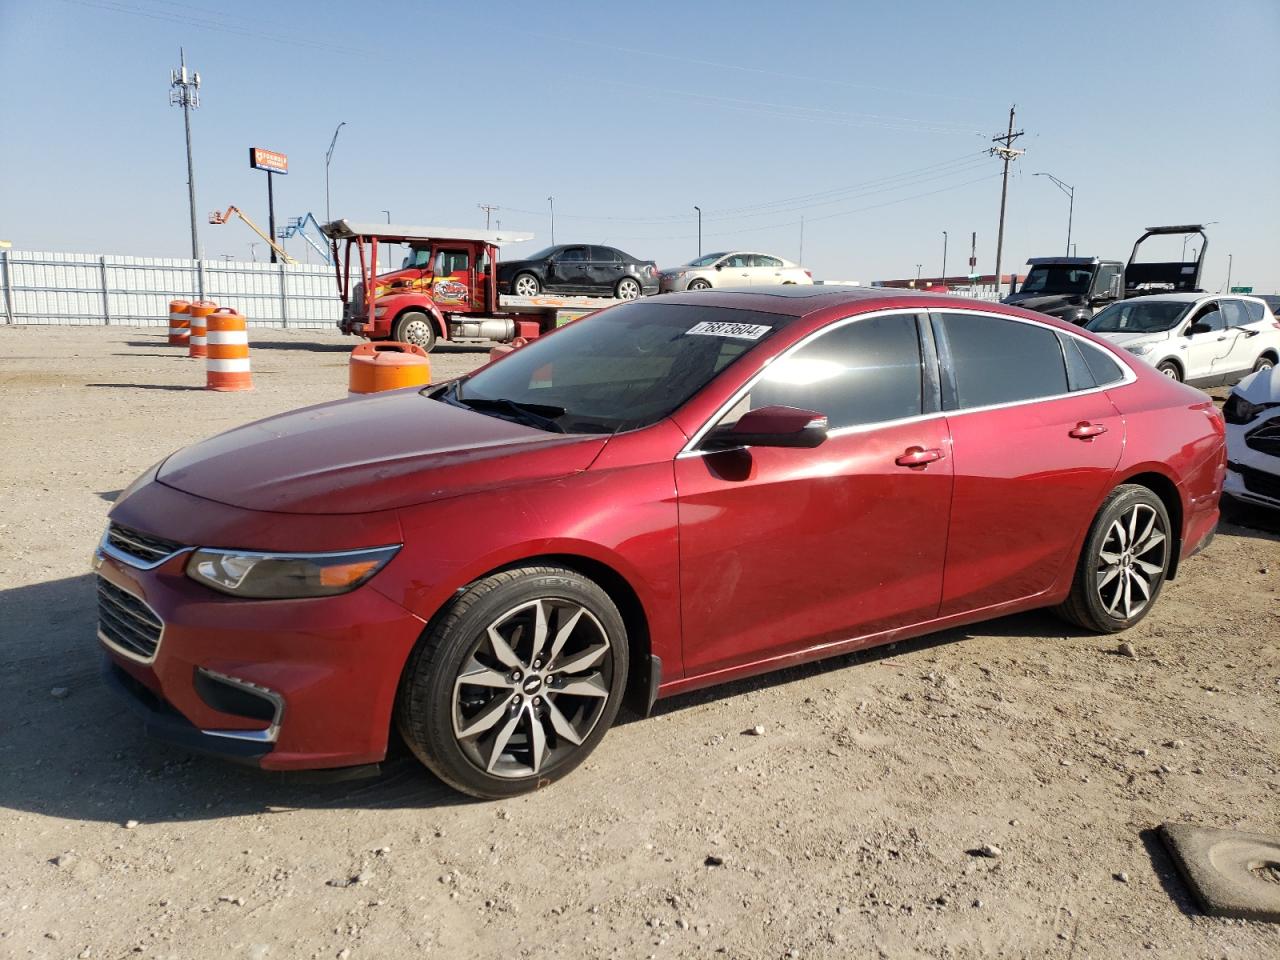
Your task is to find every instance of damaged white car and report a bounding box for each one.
[1224,365,1280,510]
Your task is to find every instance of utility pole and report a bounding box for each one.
[381,209,390,271]
[1225,253,1233,292]
[941,230,948,285]
[170,48,202,292]
[799,215,805,265]
[693,206,702,257]
[477,203,499,229]
[325,121,346,224]
[989,105,1025,298]
[547,196,555,244]
[915,264,922,287]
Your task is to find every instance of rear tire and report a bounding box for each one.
[1254,354,1276,373]
[392,311,438,353]
[1156,360,1182,381]
[615,277,642,300]
[1054,484,1172,633]
[396,565,628,799]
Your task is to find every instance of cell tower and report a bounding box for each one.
[170,48,202,273]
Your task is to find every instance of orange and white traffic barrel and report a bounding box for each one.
[206,307,253,392]
[168,299,191,346]
[188,300,216,358]
[348,342,431,395]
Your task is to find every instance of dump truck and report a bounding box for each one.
[1004,224,1209,325]
[321,220,624,351]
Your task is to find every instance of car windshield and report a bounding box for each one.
[1086,300,1193,334]
[1019,264,1093,295]
[687,252,729,267]
[516,246,557,262]
[445,302,791,433]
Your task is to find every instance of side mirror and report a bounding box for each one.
[714,263,724,271]
[1185,321,1211,336]
[702,405,828,451]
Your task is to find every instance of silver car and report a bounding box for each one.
[658,251,813,292]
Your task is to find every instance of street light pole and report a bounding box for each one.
[547,196,555,244]
[324,121,346,224]
[915,263,922,287]
[941,231,948,286]
[693,205,702,257]
[381,209,390,271]
[1034,172,1075,256]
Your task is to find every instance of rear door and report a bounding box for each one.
[676,311,952,675]
[752,254,786,285]
[721,253,754,286]
[586,246,624,293]
[932,311,1125,616]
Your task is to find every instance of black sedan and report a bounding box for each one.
[497,244,659,300]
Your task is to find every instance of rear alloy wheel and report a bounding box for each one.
[1155,360,1182,381]
[1054,485,1171,633]
[615,277,642,300]
[512,273,541,297]
[396,566,628,799]
[688,278,711,291]
[392,310,437,352]
[1254,355,1276,373]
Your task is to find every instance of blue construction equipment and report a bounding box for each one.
[280,212,333,265]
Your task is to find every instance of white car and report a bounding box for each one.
[1084,293,1280,387]
[658,251,812,292]
[1223,365,1280,510]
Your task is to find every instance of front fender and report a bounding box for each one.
[371,292,447,341]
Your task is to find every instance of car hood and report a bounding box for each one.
[1092,331,1165,349]
[1230,365,1280,402]
[157,390,608,515]
[496,259,536,276]
[1001,293,1082,313]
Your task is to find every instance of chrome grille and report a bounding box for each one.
[106,523,183,567]
[97,577,163,661]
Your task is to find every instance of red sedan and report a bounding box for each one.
[96,288,1225,798]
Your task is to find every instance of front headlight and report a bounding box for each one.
[1125,343,1156,357]
[186,545,400,599]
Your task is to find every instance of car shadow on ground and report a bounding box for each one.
[86,383,206,392]
[1220,499,1280,540]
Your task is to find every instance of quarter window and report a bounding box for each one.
[1058,333,1096,391]
[1076,338,1125,386]
[939,312,1068,408]
[725,313,924,430]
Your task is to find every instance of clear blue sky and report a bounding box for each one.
[2,0,1277,291]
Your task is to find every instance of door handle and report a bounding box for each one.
[895,446,945,467]
[1069,421,1108,440]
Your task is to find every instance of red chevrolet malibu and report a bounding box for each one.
[96,288,1224,798]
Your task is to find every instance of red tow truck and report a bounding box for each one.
[322,220,621,352]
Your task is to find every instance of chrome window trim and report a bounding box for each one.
[676,306,1137,458]
[95,577,165,666]
[98,527,191,571]
[197,668,286,744]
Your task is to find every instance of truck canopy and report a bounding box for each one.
[321,219,534,245]
[1125,224,1208,294]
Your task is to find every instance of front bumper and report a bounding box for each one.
[94,540,426,771]
[1224,461,1280,510]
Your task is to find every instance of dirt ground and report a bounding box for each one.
[1,325,1278,960]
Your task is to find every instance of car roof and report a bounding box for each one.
[654,286,1061,320]
[1121,292,1267,305]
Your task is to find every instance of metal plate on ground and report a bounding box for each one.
[1160,822,1280,922]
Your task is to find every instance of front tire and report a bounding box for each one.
[1156,360,1182,381]
[1054,484,1172,633]
[392,310,437,352]
[396,566,629,799]
[687,278,711,291]
[512,273,541,297]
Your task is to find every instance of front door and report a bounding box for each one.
[547,246,590,292]
[1180,300,1229,382]
[719,253,754,286]
[931,311,1125,615]
[431,248,473,311]
[676,311,952,677]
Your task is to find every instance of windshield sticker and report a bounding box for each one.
[686,321,770,340]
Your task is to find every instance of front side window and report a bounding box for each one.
[721,313,924,431]
[939,312,1068,409]
[1188,303,1224,332]
[403,247,432,269]
[1092,264,1122,297]
[557,247,588,263]
[450,303,791,434]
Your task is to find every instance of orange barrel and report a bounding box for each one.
[205,307,253,392]
[188,300,216,358]
[167,299,191,346]
[488,336,528,364]
[348,342,431,395]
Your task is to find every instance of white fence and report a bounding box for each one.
[0,250,341,329]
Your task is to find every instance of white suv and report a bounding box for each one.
[1085,293,1280,387]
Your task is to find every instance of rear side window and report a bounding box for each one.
[731,313,924,430]
[1245,301,1267,323]
[938,313,1068,408]
[590,246,619,262]
[1077,339,1126,386]
[1220,300,1250,328]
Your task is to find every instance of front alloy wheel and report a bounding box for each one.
[512,273,541,297]
[396,566,628,798]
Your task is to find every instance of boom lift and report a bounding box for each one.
[280,212,333,265]
[208,205,297,264]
